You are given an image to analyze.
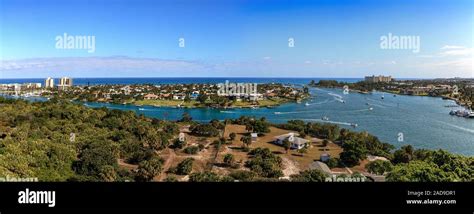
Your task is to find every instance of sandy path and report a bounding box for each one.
[156,149,176,181]
[281,157,300,178]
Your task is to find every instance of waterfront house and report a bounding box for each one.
[144,93,159,100]
[274,133,309,150]
[173,93,185,100]
[161,93,171,99]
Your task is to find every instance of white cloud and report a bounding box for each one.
[439,45,472,56]
[441,45,465,50]
[0,57,209,78]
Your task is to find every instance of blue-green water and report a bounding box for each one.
[80,87,474,156]
[2,77,472,156]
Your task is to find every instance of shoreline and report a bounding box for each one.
[311,85,473,111]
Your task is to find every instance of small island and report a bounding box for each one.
[42,81,311,108]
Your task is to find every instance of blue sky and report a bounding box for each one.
[0,0,472,78]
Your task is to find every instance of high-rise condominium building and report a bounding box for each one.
[45,77,54,88]
[58,77,73,90]
[364,75,392,83]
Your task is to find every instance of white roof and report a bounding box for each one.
[275,133,309,145]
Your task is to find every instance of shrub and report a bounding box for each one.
[366,160,393,175]
[176,158,194,175]
[184,146,199,154]
[189,171,221,182]
[223,154,234,167]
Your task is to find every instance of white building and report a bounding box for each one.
[251,133,258,142]
[58,77,73,90]
[45,77,54,88]
[274,132,309,150]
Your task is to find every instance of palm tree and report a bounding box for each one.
[297,146,307,157]
[245,123,253,133]
[283,138,291,154]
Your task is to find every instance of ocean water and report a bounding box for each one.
[1,78,473,156]
[0,77,361,85]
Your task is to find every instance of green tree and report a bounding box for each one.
[223,154,234,167]
[393,145,414,164]
[297,147,307,157]
[196,93,208,104]
[387,161,449,182]
[229,132,237,141]
[189,171,221,182]
[366,160,393,175]
[176,158,194,175]
[283,138,291,154]
[135,156,163,182]
[339,139,368,167]
[245,148,283,178]
[240,135,251,148]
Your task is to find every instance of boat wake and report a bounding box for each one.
[328,92,343,99]
[334,98,345,103]
[274,110,317,115]
[437,121,474,134]
[366,102,387,109]
[366,98,396,108]
[220,110,236,114]
[300,118,353,126]
[345,108,371,113]
[305,99,333,106]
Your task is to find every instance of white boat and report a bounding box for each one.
[305,102,310,106]
[449,109,473,118]
[369,107,373,111]
[468,111,474,118]
[322,116,329,121]
[274,112,282,115]
[350,123,358,128]
[138,108,145,111]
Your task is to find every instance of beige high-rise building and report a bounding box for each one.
[364,75,392,83]
[58,77,73,90]
[45,77,54,88]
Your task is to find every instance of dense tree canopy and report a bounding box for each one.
[0,98,172,181]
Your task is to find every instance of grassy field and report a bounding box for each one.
[223,125,343,171]
[131,123,345,181]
